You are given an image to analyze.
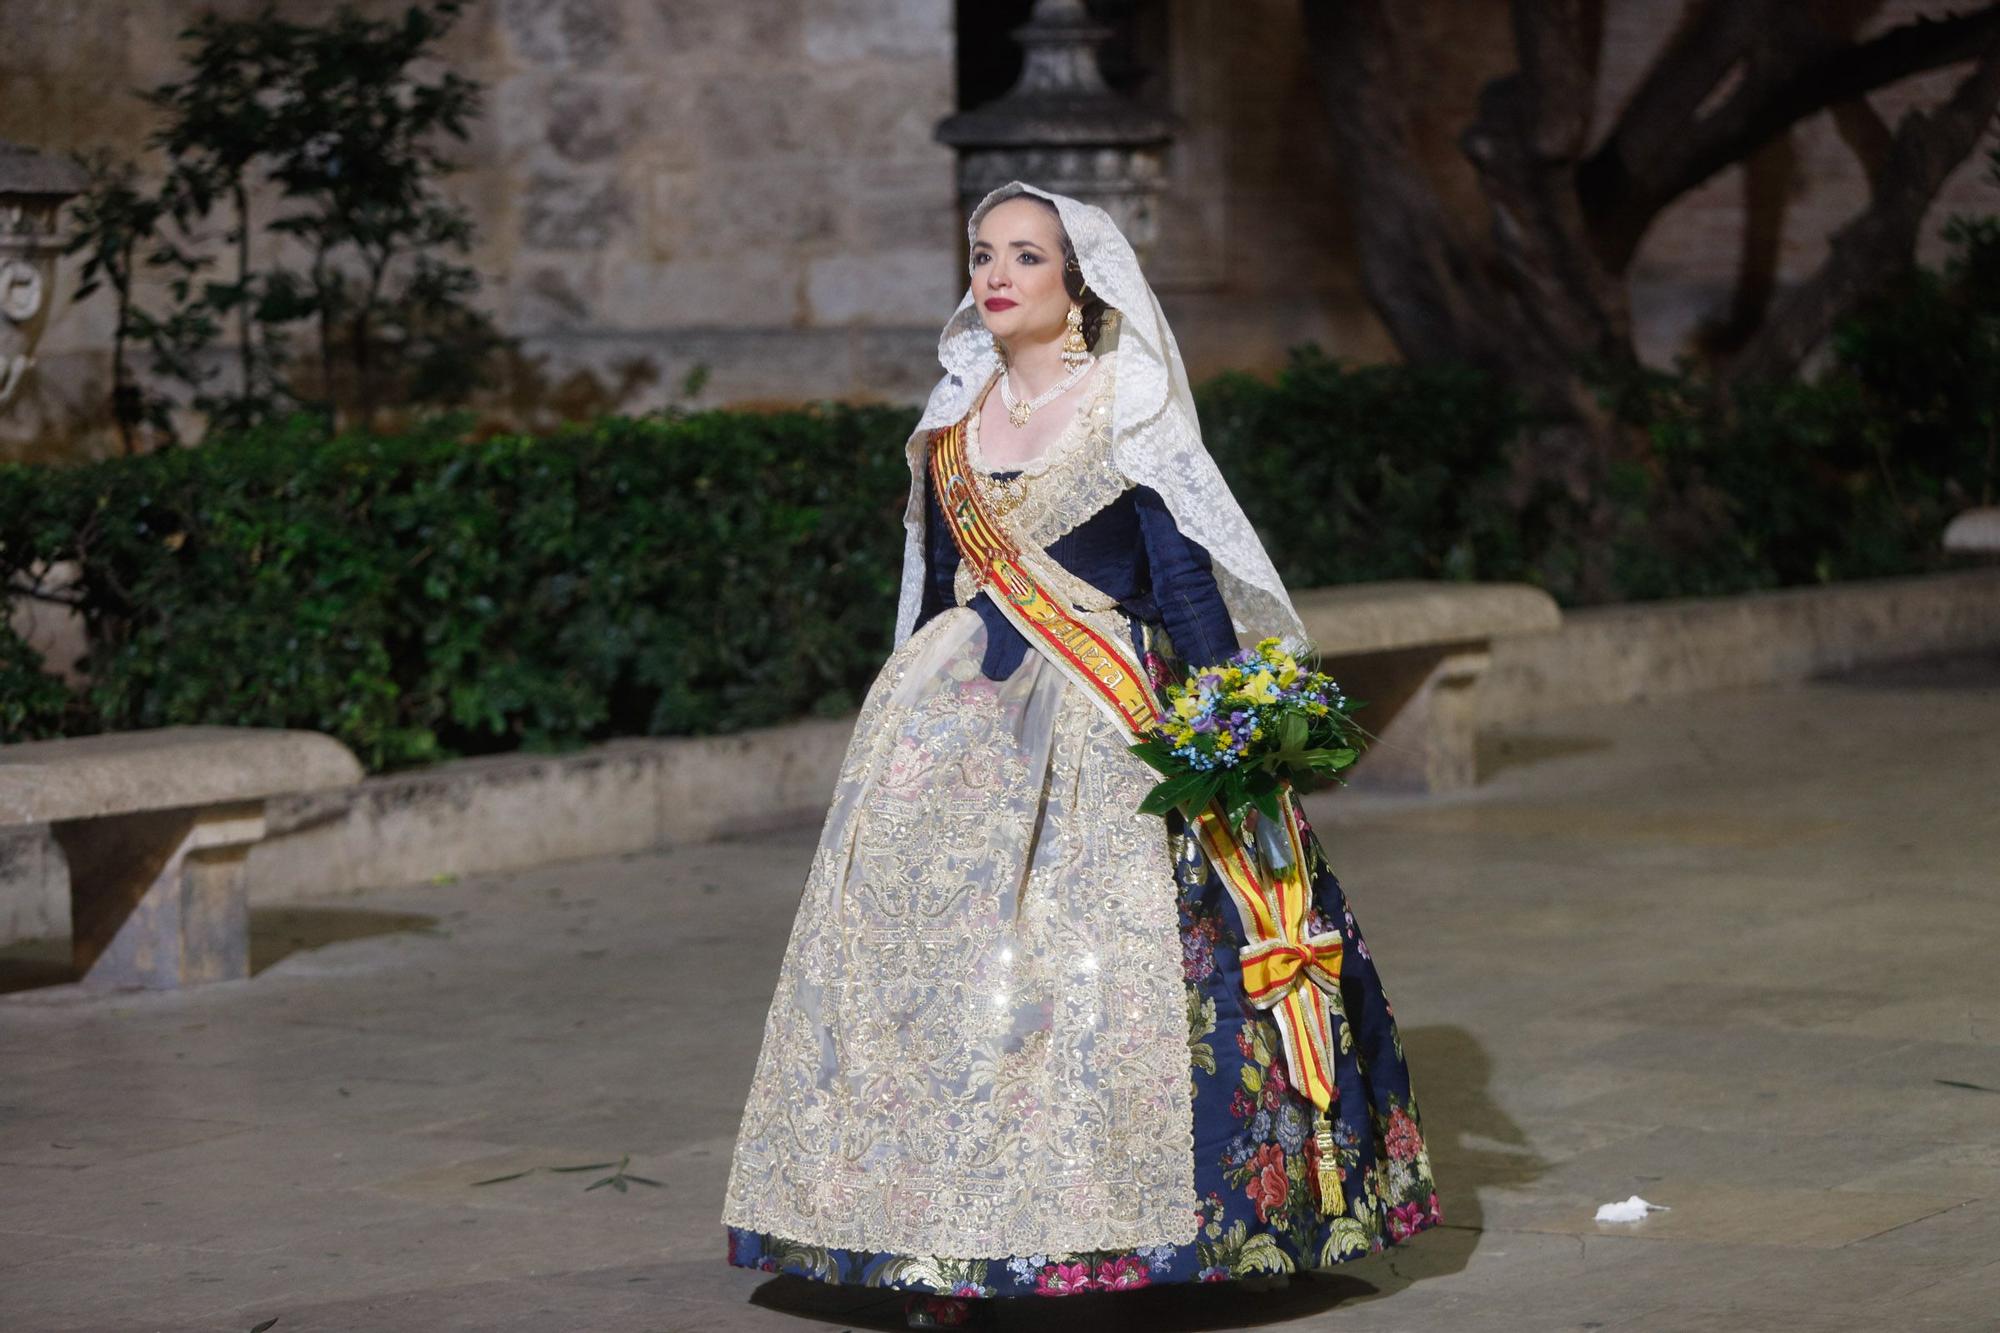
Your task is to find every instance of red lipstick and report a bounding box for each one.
[983,298,1017,311]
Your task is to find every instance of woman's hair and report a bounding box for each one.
[1013,194,1112,350]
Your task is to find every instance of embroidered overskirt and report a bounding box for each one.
[722,606,1441,1296]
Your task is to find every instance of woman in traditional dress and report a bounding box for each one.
[722,182,1440,1327]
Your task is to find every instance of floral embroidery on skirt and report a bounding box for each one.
[726,798,1441,1296]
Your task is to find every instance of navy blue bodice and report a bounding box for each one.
[914,457,1242,681]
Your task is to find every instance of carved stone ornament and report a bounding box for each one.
[0,139,89,411]
[935,0,1179,263]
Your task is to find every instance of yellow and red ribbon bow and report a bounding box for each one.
[1239,931,1345,1009]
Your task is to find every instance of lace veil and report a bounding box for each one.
[892,180,1311,658]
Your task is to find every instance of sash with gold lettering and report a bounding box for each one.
[928,418,1347,1213]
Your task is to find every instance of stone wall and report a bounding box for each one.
[0,0,964,461]
[1,0,1995,461]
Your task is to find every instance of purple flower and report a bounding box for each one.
[1182,920,1217,982]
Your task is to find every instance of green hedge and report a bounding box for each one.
[1,409,917,770]
[4,227,1994,769]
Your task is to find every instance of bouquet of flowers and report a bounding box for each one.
[1130,637,1366,834]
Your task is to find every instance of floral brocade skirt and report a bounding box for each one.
[724,612,1442,1299]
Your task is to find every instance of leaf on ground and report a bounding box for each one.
[471,1169,536,1186]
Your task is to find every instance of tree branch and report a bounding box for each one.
[1726,29,2000,384]
[1585,3,2000,267]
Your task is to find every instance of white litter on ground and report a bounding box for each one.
[1594,1194,1670,1223]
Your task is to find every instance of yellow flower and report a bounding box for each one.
[1173,693,1205,723]
[1245,669,1280,703]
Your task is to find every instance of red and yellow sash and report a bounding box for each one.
[929,418,1346,1209]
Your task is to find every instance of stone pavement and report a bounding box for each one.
[2,656,1996,1332]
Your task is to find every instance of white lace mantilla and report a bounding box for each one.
[894,181,1310,661]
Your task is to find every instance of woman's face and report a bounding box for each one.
[969,197,1073,346]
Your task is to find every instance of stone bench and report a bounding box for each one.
[1943,508,2000,554]
[0,726,363,989]
[1291,580,1562,793]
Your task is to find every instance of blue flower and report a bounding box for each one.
[1275,1102,1307,1155]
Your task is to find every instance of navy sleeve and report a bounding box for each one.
[915,456,960,633]
[1134,485,1241,667]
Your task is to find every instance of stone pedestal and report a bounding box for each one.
[1289,580,1564,795]
[1333,645,1493,794]
[54,801,265,988]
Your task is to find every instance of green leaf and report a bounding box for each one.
[1127,740,1181,776]
[1139,770,1215,816]
[1225,789,1258,835]
[471,1168,535,1186]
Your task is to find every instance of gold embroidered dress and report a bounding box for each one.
[722,353,1200,1257]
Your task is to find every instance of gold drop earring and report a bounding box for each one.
[1060,305,1090,367]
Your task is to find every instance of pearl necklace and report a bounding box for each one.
[998,356,1094,428]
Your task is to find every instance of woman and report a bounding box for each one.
[722,182,1440,1327]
